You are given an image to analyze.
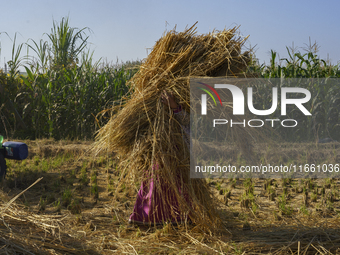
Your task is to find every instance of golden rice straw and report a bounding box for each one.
[93,23,257,232]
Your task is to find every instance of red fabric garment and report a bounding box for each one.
[129,174,184,224]
[129,107,190,225]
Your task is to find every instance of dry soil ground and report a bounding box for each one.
[1,139,340,254]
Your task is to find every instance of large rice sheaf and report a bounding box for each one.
[94,24,251,230]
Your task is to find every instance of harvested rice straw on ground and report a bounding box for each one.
[94,24,256,232]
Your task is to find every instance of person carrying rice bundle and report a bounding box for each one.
[94,23,253,231]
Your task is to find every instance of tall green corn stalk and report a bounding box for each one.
[0,32,29,137]
[7,33,24,78]
[27,39,50,73]
[47,16,89,70]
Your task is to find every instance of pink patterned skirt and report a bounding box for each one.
[129,165,189,225]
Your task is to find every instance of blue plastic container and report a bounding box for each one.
[2,141,28,160]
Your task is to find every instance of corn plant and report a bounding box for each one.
[7,33,24,78]
[47,16,90,70]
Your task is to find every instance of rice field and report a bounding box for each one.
[1,140,340,254]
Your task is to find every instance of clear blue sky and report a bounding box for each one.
[1,0,339,71]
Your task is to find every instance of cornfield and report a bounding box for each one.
[0,17,339,142]
[0,17,139,140]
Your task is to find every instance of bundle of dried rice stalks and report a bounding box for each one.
[94,24,253,232]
